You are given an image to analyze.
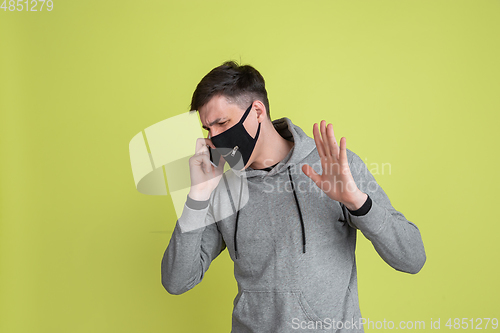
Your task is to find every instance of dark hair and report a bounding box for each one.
[190,61,270,118]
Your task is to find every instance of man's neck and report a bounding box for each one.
[248,121,295,170]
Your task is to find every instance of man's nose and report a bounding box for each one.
[210,128,224,137]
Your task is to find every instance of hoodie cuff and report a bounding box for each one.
[347,194,372,216]
[185,194,210,210]
[347,199,386,236]
[178,202,210,233]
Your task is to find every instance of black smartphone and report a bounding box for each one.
[209,146,222,167]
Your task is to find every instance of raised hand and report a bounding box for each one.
[302,120,367,211]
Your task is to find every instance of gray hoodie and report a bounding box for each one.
[161,117,426,332]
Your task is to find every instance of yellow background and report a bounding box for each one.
[1,0,499,332]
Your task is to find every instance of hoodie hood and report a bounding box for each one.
[231,117,317,179]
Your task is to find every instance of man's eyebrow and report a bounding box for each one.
[202,117,228,131]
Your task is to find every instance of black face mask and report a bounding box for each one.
[209,103,261,170]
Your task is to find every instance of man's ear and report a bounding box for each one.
[253,100,267,122]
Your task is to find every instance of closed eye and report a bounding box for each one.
[203,119,230,132]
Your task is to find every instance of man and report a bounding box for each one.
[161,61,426,332]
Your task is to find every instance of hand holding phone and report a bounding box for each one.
[187,138,225,201]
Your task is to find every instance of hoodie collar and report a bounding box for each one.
[231,117,316,179]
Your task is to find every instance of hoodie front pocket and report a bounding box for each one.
[233,290,325,332]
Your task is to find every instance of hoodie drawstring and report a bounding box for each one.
[233,166,307,259]
[287,165,306,254]
[234,176,244,259]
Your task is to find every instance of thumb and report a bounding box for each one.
[302,164,321,186]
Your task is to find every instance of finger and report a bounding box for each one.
[195,144,209,156]
[192,145,214,174]
[302,164,322,187]
[195,138,216,157]
[206,138,215,149]
[195,138,215,154]
[320,120,331,156]
[312,123,326,157]
[327,123,339,160]
[339,137,348,166]
[201,154,214,174]
[189,153,212,175]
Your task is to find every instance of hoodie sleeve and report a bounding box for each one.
[161,198,226,295]
[346,150,426,274]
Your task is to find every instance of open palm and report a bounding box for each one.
[302,120,367,211]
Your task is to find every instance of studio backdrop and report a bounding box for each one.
[1,1,499,332]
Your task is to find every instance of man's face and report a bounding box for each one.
[199,95,262,169]
[199,95,259,139]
